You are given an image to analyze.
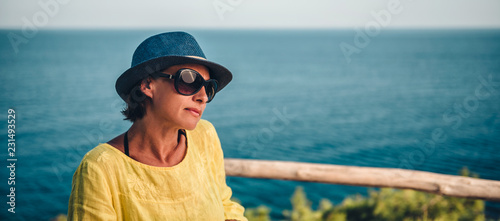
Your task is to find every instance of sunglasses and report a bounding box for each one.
[151,68,218,103]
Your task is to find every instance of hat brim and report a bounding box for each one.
[116,56,232,101]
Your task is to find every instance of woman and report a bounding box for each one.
[68,32,247,221]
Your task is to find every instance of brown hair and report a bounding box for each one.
[121,80,152,122]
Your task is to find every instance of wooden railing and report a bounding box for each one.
[224,159,500,201]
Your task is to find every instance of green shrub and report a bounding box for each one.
[245,167,492,221]
[244,205,272,221]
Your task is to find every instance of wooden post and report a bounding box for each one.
[224,159,500,201]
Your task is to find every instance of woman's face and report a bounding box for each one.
[145,63,211,130]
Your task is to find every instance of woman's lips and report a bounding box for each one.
[185,108,201,117]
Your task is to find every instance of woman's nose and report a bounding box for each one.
[193,86,208,103]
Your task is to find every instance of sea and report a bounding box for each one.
[0,29,499,220]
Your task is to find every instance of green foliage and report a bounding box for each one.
[321,187,485,221]
[245,167,492,221]
[244,205,272,221]
[282,186,324,221]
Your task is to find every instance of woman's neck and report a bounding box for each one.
[126,117,187,167]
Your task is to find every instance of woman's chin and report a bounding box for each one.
[183,119,200,131]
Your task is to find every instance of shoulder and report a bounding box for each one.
[194,119,216,131]
[190,119,218,137]
[76,144,118,170]
[189,119,222,155]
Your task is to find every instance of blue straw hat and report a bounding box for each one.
[116,31,232,101]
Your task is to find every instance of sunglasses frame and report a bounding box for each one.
[150,68,218,103]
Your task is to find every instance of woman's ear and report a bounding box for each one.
[140,77,154,99]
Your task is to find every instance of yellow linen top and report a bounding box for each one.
[67,120,247,221]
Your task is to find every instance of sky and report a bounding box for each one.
[1,0,500,29]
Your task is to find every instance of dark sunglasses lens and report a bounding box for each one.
[178,70,202,95]
[205,81,217,102]
[176,69,218,102]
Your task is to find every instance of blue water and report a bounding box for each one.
[0,29,499,220]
